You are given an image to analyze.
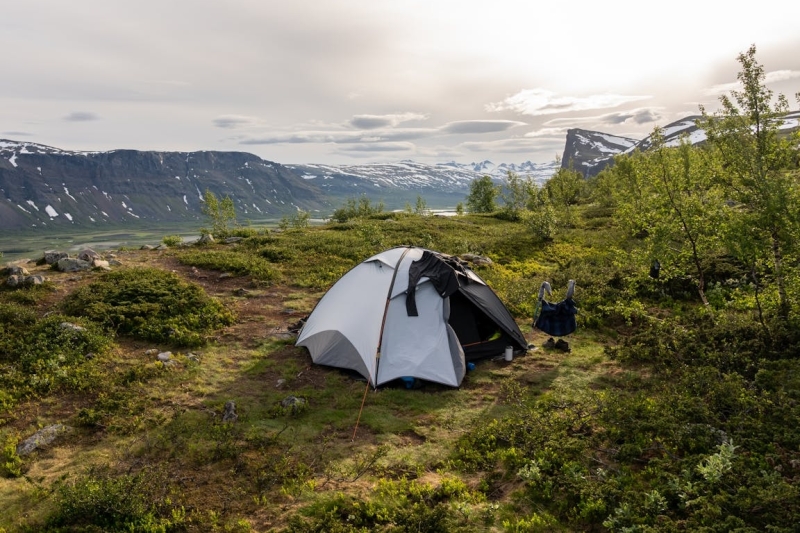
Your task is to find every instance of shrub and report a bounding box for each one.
[329,196,384,223]
[46,466,186,532]
[0,432,22,478]
[61,267,235,347]
[161,234,183,247]
[178,249,279,282]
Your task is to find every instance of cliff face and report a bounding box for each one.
[560,111,800,178]
[561,129,639,177]
[0,141,327,229]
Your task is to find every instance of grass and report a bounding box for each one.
[3,208,795,531]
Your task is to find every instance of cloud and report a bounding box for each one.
[543,108,663,127]
[239,119,525,149]
[487,89,651,116]
[337,142,415,153]
[63,111,99,122]
[2,131,33,137]
[523,127,569,138]
[213,115,260,129]
[460,136,564,154]
[349,112,428,129]
[241,131,362,145]
[704,69,800,96]
[441,120,527,134]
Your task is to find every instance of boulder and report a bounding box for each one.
[77,248,100,262]
[5,275,22,287]
[280,396,307,414]
[16,424,73,456]
[198,234,215,244]
[461,253,493,267]
[222,401,238,423]
[23,275,46,286]
[56,258,92,272]
[224,237,243,244]
[44,250,69,265]
[92,259,111,271]
[5,265,29,276]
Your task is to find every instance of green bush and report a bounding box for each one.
[61,267,235,347]
[0,310,111,405]
[329,196,384,223]
[285,477,484,532]
[1,432,22,478]
[45,466,186,532]
[161,234,183,247]
[178,249,279,283]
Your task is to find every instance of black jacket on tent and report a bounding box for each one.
[405,250,528,361]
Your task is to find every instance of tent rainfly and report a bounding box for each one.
[296,246,528,387]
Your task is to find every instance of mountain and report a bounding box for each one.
[0,140,329,230]
[287,160,559,208]
[560,130,639,176]
[0,139,559,230]
[563,111,800,177]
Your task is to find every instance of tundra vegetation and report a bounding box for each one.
[1,46,799,532]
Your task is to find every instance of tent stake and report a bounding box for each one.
[352,380,371,441]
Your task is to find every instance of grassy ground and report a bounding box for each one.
[0,213,622,531]
[5,210,794,531]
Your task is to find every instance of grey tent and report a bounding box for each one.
[296,246,527,387]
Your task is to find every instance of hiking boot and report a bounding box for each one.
[542,337,556,349]
[554,339,571,352]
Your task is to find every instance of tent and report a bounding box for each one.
[296,246,528,387]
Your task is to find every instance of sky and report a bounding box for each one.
[2,1,800,166]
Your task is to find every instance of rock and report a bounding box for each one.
[60,322,85,332]
[77,248,100,262]
[187,352,200,362]
[198,233,215,244]
[461,253,493,267]
[108,259,123,267]
[23,275,46,286]
[224,237,243,244]
[234,288,251,296]
[144,348,159,356]
[7,274,46,287]
[280,396,307,414]
[288,317,307,334]
[6,265,29,276]
[222,401,238,423]
[44,250,69,265]
[218,272,233,280]
[276,379,286,388]
[56,257,92,272]
[16,424,73,456]
[92,259,111,271]
[157,351,173,362]
[140,244,155,250]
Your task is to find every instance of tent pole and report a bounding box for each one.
[353,247,412,441]
[352,380,371,441]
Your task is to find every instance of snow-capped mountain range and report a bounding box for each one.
[0,139,558,230]
[567,110,800,176]
[1,110,797,230]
